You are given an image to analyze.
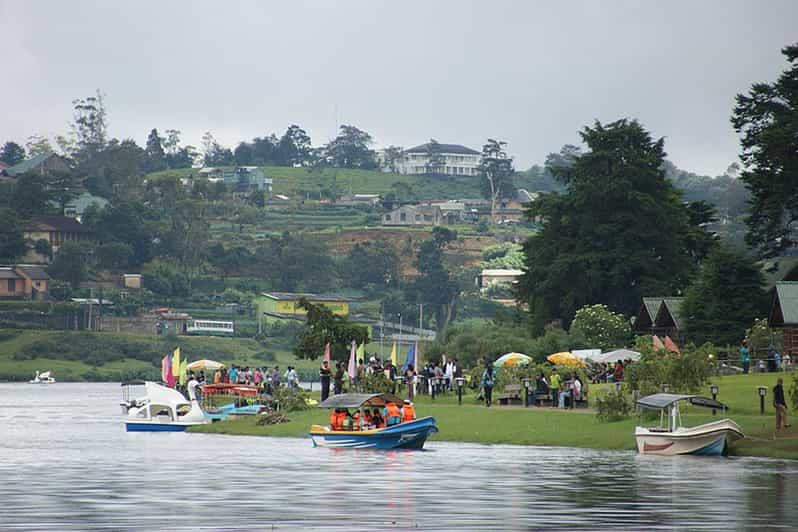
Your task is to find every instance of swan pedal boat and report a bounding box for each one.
[29,371,56,384]
[310,393,438,450]
[635,393,744,456]
[121,381,209,432]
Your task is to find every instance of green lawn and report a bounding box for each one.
[191,372,798,459]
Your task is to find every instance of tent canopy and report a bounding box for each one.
[318,393,404,409]
[590,349,642,364]
[187,359,226,371]
[636,393,727,411]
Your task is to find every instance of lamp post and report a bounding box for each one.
[710,384,719,415]
[523,378,532,407]
[615,381,623,394]
[455,377,465,405]
[758,386,767,415]
[662,383,671,393]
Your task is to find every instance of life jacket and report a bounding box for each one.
[385,402,401,425]
[353,412,361,430]
[364,413,373,427]
[402,403,416,422]
[330,411,346,431]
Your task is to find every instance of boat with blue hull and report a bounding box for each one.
[121,381,209,432]
[310,393,438,450]
[634,393,744,456]
[199,384,269,421]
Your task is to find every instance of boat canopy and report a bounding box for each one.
[120,380,147,387]
[318,393,404,409]
[636,393,727,411]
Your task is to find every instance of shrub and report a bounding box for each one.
[272,386,311,412]
[569,304,630,351]
[790,371,798,411]
[624,338,714,396]
[595,391,632,422]
[357,371,394,394]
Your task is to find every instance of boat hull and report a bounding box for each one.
[309,416,438,450]
[635,418,744,456]
[125,421,206,432]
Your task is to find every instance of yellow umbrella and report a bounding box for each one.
[493,352,532,368]
[546,352,586,368]
[187,359,226,371]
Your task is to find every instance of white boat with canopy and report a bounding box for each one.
[122,381,209,432]
[29,371,56,384]
[635,393,744,456]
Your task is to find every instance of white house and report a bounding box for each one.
[382,204,443,227]
[478,269,524,290]
[386,143,481,176]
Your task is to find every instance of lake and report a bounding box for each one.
[1,383,796,530]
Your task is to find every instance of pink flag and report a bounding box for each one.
[652,335,665,351]
[664,336,681,354]
[323,342,331,364]
[347,340,357,380]
[161,354,170,383]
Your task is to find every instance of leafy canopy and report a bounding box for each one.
[293,298,369,361]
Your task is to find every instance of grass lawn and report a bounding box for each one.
[191,372,798,459]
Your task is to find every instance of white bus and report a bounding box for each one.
[185,320,235,337]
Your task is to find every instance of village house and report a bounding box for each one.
[22,215,91,263]
[2,152,70,178]
[769,282,798,356]
[336,194,381,207]
[0,265,50,300]
[382,204,444,227]
[478,269,524,290]
[387,143,481,176]
[63,192,109,221]
[633,296,685,342]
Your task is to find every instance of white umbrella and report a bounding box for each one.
[592,349,641,363]
[187,359,226,371]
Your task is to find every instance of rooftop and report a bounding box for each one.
[771,282,798,325]
[405,143,480,156]
[23,215,89,233]
[261,292,352,303]
[6,152,65,176]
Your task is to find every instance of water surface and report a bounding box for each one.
[1,383,795,530]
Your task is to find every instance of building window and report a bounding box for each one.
[385,214,391,221]
[7,279,16,293]
[415,214,421,221]
[423,215,432,222]
[400,213,407,222]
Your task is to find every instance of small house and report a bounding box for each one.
[382,204,443,227]
[0,265,50,300]
[769,282,798,356]
[22,215,90,263]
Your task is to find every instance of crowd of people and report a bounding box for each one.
[210,364,301,392]
[740,341,793,374]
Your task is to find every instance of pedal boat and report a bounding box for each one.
[635,393,744,456]
[310,393,438,450]
[122,381,209,432]
[199,383,269,421]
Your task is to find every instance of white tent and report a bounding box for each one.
[591,349,642,364]
[571,349,601,361]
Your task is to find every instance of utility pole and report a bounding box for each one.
[398,313,402,348]
[419,304,423,338]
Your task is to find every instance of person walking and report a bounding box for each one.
[740,341,751,374]
[481,363,495,407]
[773,377,790,430]
[319,360,332,402]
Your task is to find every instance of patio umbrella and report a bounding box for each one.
[594,349,642,363]
[187,359,226,371]
[493,352,532,368]
[546,352,587,368]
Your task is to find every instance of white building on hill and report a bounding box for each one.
[386,143,481,176]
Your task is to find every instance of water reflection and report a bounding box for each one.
[0,383,796,530]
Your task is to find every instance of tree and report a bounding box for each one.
[324,125,378,169]
[518,119,699,330]
[411,232,459,330]
[682,245,768,346]
[477,139,515,222]
[732,43,798,257]
[382,145,404,173]
[162,129,194,169]
[0,208,27,262]
[144,128,167,173]
[96,241,134,271]
[201,132,234,166]
[47,241,93,289]
[0,141,25,165]
[569,304,631,351]
[83,200,153,265]
[25,135,54,157]
[70,90,108,178]
[47,169,81,215]
[11,173,52,217]
[424,139,445,175]
[294,298,369,361]
[276,125,312,167]
[343,240,398,291]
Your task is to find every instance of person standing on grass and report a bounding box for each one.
[549,369,561,407]
[774,377,790,430]
[481,363,495,407]
[740,340,751,374]
[319,360,332,401]
[333,362,344,395]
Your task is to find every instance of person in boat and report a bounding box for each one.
[401,399,416,422]
[330,408,344,431]
[773,377,790,430]
[362,409,373,429]
[187,373,200,401]
[371,408,384,428]
[319,360,332,402]
[342,409,354,431]
[384,401,402,426]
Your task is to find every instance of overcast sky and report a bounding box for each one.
[2,0,796,175]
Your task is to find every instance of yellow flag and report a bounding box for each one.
[172,347,181,377]
[390,342,397,365]
[179,358,188,386]
[356,342,365,360]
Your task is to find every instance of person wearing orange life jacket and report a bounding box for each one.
[329,409,342,431]
[401,399,416,422]
[383,401,402,426]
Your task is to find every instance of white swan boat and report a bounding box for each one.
[635,393,744,456]
[122,381,209,432]
[29,371,56,384]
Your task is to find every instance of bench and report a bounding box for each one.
[497,384,523,405]
[533,391,552,406]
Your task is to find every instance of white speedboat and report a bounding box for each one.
[122,381,209,432]
[29,371,56,384]
[635,393,744,456]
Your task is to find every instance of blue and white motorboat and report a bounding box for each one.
[635,393,744,456]
[310,393,438,450]
[122,381,209,432]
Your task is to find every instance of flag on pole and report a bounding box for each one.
[652,335,665,351]
[356,342,365,361]
[172,347,181,377]
[161,354,170,383]
[347,340,357,380]
[401,343,416,372]
[414,341,419,374]
[323,342,331,364]
[179,358,188,386]
[664,336,681,354]
[390,342,397,366]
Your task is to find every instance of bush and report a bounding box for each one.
[624,338,714,396]
[790,371,798,411]
[254,350,276,362]
[595,391,632,422]
[357,371,394,394]
[569,304,630,351]
[272,386,311,412]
